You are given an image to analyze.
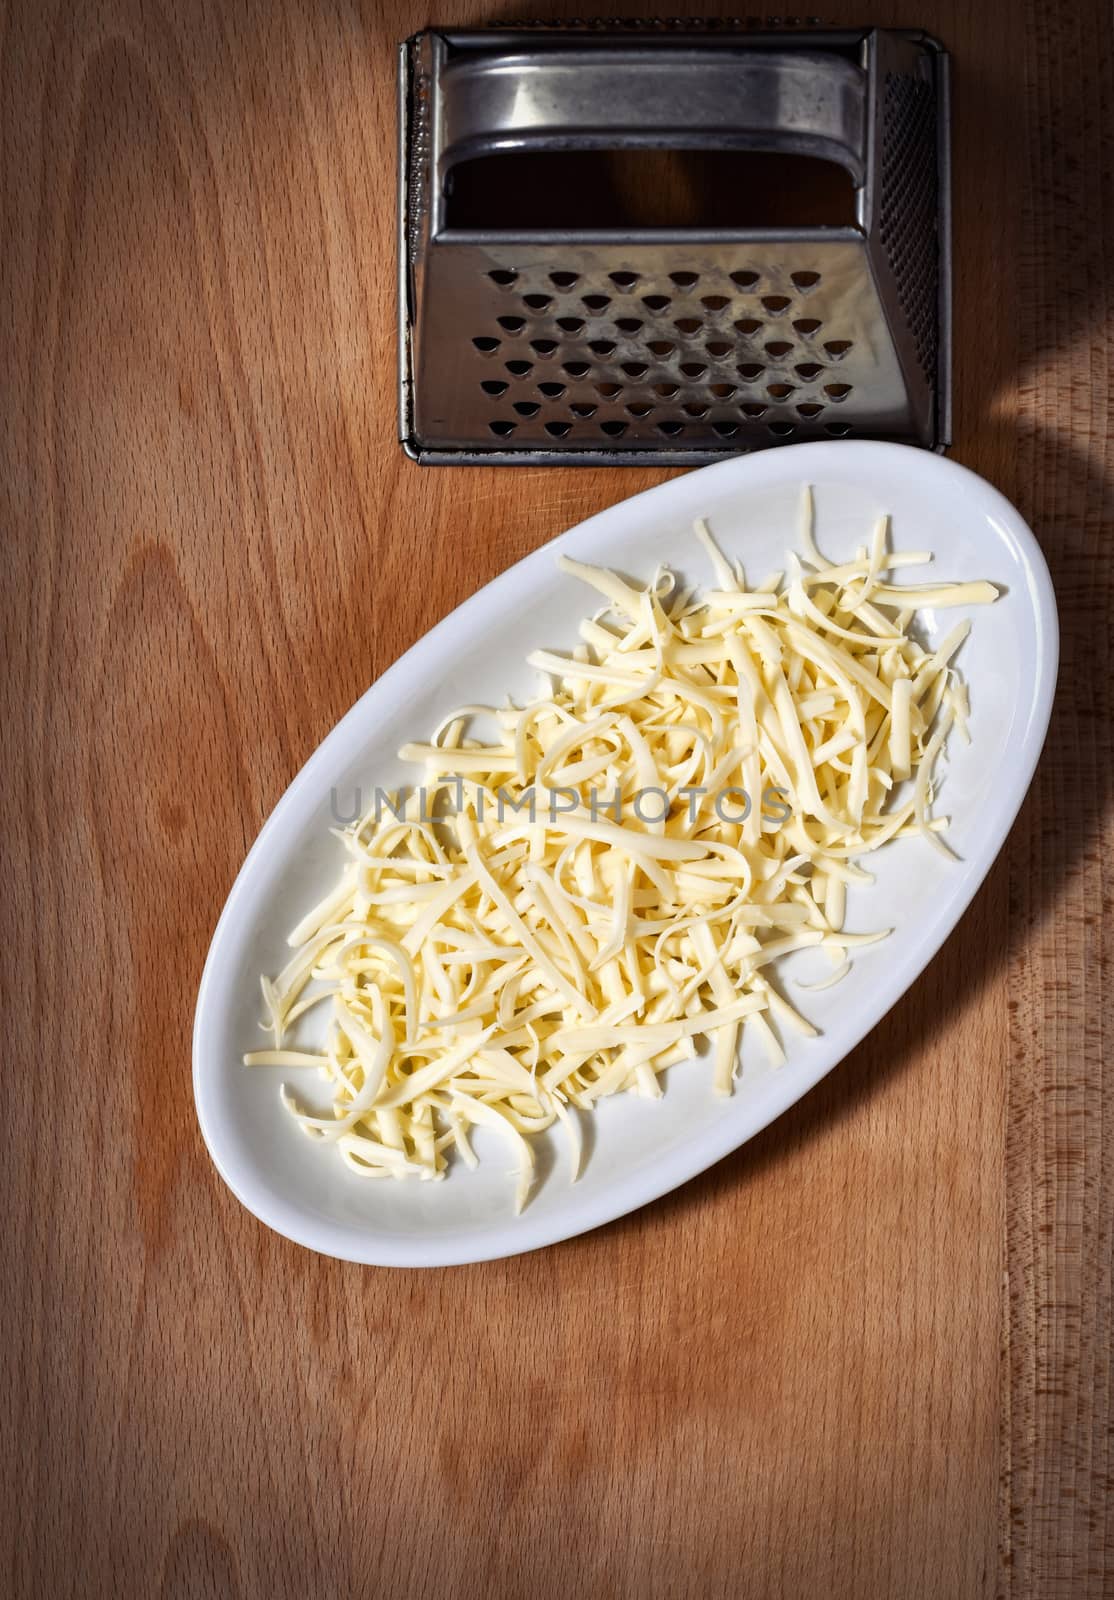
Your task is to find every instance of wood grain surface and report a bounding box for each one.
[2,2,1110,1597]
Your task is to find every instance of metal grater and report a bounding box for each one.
[398,22,950,465]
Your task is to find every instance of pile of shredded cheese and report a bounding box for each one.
[246,491,997,1211]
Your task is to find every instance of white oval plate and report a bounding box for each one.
[194,443,1057,1267]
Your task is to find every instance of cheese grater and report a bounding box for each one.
[398,22,950,466]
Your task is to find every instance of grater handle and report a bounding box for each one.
[438,48,866,187]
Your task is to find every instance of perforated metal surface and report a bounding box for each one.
[492,17,829,31]
[428,253,882,452]
[879,71,939,382]
[479,267,851,446]
[404,62,432,268]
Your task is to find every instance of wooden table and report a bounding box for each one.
[3,3,1110,1596]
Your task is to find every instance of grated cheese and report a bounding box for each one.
[245,490,997,1211]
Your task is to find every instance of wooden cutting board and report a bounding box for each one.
[2,2,1110,1596]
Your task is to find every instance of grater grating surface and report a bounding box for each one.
[440,249,881,448]
[880,71,939,383]
[399,25,950,464]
